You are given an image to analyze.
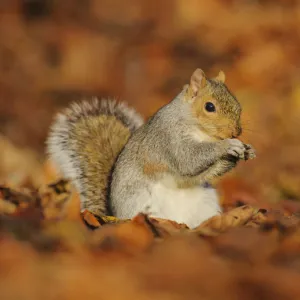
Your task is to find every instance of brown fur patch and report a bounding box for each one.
[143,163,169,177]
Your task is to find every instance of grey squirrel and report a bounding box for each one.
[46,69,256,228]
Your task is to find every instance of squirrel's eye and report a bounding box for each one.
[205,102,216,113]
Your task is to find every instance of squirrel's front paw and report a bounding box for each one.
[223,139,246,160]
[244,144,256,160]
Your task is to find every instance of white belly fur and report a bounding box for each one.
[147,178,222,229]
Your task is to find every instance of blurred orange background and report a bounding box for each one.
[0,0,300,204]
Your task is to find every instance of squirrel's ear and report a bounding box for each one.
[190,69,207,96]
[215,70,226,83]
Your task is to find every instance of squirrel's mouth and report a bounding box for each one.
[207,129,228,140]
[214,126,242,140]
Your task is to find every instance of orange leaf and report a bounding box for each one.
[81,209,101,229]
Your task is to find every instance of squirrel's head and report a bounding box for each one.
[184,68,242,140]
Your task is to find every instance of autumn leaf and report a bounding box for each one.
[193,205,258,235]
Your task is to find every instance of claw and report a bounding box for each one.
[243,144,256,160]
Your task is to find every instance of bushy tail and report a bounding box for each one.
[46,97,144,216]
